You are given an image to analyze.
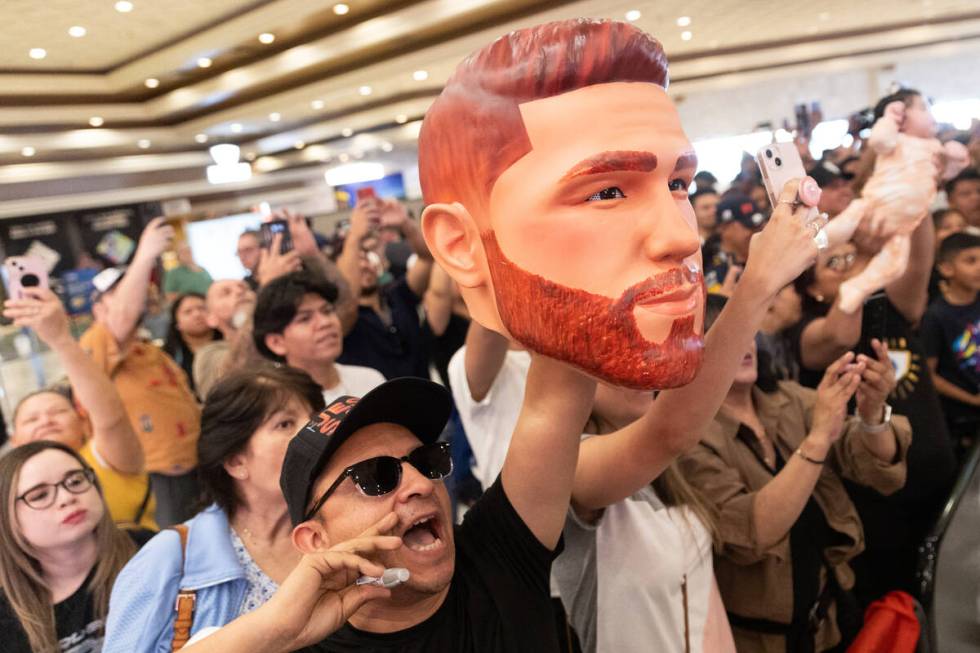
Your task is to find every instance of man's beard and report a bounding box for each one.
[481,231,704,390]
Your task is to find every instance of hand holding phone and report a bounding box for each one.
[4,256,49,300]
[260,220,294,255]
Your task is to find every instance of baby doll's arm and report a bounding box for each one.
[869,101,904,155]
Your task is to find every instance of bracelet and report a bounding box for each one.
[859,404,892,433]
[795,447,826,465]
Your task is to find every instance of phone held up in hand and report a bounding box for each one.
[4,256,49,299]
[756,142,808,209]
[260,220,294,255]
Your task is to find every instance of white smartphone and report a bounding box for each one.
[4,256,49,299]
[756,142,807,208]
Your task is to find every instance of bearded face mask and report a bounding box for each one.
[419,19,706,390]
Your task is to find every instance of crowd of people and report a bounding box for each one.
[1,35,980,653]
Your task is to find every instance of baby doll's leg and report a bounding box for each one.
[823,199,867,249]
[836,233,911,314]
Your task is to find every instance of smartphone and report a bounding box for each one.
[260,220,293,255]
[356,187,377,202]
[756,142,808,208]
[4,256,49,299]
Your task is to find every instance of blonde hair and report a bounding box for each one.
[0,441,135,652]
[653,463,721,552]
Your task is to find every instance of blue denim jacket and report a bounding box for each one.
[103,505,248,653]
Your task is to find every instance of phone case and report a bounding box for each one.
[756,142,807,208]
[260,220,294,254]
[5,256,49,299]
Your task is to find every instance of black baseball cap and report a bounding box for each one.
[280,377,453,526]
[717,194,766,231]
[808,161,848,187]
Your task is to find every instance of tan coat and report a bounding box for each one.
[678,381,911,653]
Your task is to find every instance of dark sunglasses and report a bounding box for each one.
[304,441,452,521]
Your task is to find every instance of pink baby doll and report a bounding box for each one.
[825,88,969,313]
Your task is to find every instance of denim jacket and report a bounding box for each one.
[103,505,248,653]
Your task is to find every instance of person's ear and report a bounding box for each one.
[222,454,249,483]
[937,260,954,280]
[292,520,331,554]
[264,333,288,358]
[421,202,488,289]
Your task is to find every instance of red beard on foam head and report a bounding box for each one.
[481,231,705,390]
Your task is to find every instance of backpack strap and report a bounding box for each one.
[169,524,197,651]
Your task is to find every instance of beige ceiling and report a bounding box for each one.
[1,0,979,216]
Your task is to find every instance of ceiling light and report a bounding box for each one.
[137,139,151,149]
[68,26,87,38]
[114,1,134,13]
[88,116,104,127]
[381,142,394,152]
[625,10,641,22]
[209,144,240,165]
[207,144,251,184]
[194,133,208,143]
[341,128,354,137]
[324,162,384,186]
[144,77,159,88]
[333,3,350,15]
[338,153,350,162]
[269,112,281,122]
[311,99,325,110]
[680,31,693,41]
[294,141,306,150]
[395,114,408,124]
[258,32,275,44]
[230,123,243,133]
[197,57,212,69]
[358,85,372,96]
[244,151,256,161]
[676,16,691,27]
[21,147,36,157]
[413,70,429,81]
[29,48,47,60]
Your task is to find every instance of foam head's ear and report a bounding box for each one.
[421,202,507,335]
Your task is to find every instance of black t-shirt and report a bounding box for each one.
[302,477,561,653]
[920,295,980,431]
[338,279,429,380]
[0,529,153,653]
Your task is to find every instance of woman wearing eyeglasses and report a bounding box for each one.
[103,365,325,652]
[0,440,150,653]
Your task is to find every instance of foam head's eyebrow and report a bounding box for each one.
[560,150,658,182]
[673,152,698,173]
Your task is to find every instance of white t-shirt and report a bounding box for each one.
[447,346,531,490]
[322,363,386,404]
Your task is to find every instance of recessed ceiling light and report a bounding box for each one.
[381,142,394,152]
[680,31,693,41]
[21,147,36,157]
[68,26,87,38]
[413,70,429,81]
[311,99,325,110]
[358,85,372,96]
[268,112,281,122]
[294,141,306,150]
[676,16,691,27]
[244,151,256,161]
[88,116,104,127]
[338,152,350,162]
[197,57,212,69]
[114,1,134,13]
[395,114,408,124]
[137,139,151,149]
[144,77,159,88]
[625,10,641,22]
[230,123,243,133]
[341,128,354,137]
[333,3,350,15]
[29,48,47,60]
[195,133,208,143]
[258,32,275,44]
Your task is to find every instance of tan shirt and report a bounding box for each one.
[80,322,201,475]
[678,381,911,653]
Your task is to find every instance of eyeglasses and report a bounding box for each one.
[16,468,96,510]
[304,441,452,521]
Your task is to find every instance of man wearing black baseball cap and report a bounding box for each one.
[181,360,596,653]
[704,193,767,294]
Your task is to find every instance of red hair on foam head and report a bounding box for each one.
[418,19,669,215]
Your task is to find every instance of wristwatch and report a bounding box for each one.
[860,403,892,433]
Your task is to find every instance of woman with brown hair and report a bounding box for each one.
[0,440,148,652]
[103,365,325,652]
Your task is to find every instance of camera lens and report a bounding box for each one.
[21,274,39,288]
[765,149,773,158]
[774,157,783,166]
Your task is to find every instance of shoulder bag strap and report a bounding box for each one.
[169,524,197,651]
